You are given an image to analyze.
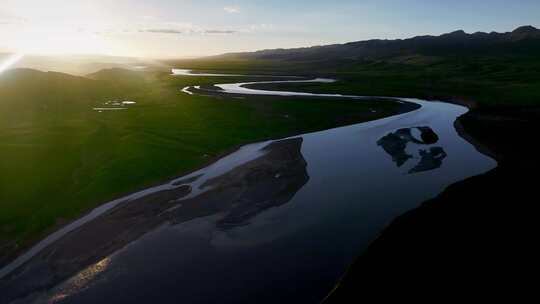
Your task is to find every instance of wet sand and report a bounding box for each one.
[0,138,309,303]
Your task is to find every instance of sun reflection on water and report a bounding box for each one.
[47,257,112,303]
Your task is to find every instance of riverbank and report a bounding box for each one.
[323,103,539,300]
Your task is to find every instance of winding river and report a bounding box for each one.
[0,70,496,304]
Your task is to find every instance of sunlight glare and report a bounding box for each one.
[0,53,24,73]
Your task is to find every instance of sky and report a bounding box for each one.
[1,0,540,58]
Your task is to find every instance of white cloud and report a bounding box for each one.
[141,28,237,35]
[224,6,240,14]
[137,22,238,35]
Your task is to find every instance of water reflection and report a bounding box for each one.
[0,138,309,304]
[46,258,112,304]
[410,147,447,173]
[377,126,447,173]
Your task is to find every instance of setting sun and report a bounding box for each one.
[0,53,24,72]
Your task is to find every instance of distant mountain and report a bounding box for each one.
[219,26,540,61]
[0,68,96,93]
[0,68,117,111]
[0,68,99,92]
[1,54,163,75]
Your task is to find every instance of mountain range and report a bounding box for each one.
[219,26,540,61]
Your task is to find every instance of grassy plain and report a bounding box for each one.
[172,54,540,106]
[0,67,402,259]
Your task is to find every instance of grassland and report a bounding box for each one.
[171,54,540,106]
[0,67,403,261]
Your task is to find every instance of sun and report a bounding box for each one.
[0,53,24,73]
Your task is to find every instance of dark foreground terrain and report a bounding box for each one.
[324,105,539,300]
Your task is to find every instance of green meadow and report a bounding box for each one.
[172,54,540,106]
[0,67,401,259]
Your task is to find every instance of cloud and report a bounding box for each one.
[138,22,277,36]
[224,6,240,13]
[204,30,237,34]
[140,28,238,35]
[90,20,240,37]
[141,29,188,34]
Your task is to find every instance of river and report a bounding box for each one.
[0,70,496,304]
